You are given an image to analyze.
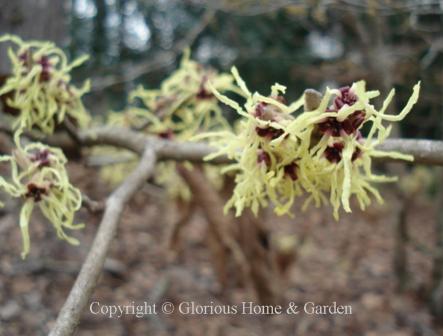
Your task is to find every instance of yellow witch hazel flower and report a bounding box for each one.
[0,34,90,135]
[203,67,420,219]
[125,49,238,138]
[202,68,307,216]
[0,143,83,258]
[96,51,237,198]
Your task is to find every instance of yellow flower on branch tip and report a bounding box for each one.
[203,67,421,219]
[0,142,83,258]
[0,34,90,135]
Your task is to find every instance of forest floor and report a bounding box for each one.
[0,161,442,336]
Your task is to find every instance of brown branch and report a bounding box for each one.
[177,165,255,296]
[81,193,105,213]
[78,126,147,154]
[86,154,137,167]
[74,126,443,166]
[3,125,443,166]
[76,126,224,162]
[161,138,443,166]
[49,145,157,336]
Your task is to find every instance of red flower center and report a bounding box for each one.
[324,143,344,163]
[157,129,174,140]
[255,126,284,139]
[257,149,271,166]
[30,149,51,168]
[317,86,365,137]
[284,162,298,181]
[25,183,47,202]
[196,76,214,100]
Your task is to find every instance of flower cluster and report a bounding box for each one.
[95,51,235,198]
[0,143,83,258]
[203,68,420,219]
[0,35,86,258]
[125,50,238,138]
[0,34,90,136]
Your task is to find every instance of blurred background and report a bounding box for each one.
[1,0,443,335]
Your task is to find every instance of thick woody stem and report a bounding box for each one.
[77,126,443,166]
[2,125,443,165]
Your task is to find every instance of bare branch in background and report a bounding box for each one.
[178,166,255,296]
[206,0,443,17]
[90,8,215,92]
[81,193,105,213]
[208,0,306,16]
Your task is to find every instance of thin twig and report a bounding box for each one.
[81,193,105,213]
[49,145,157,336]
